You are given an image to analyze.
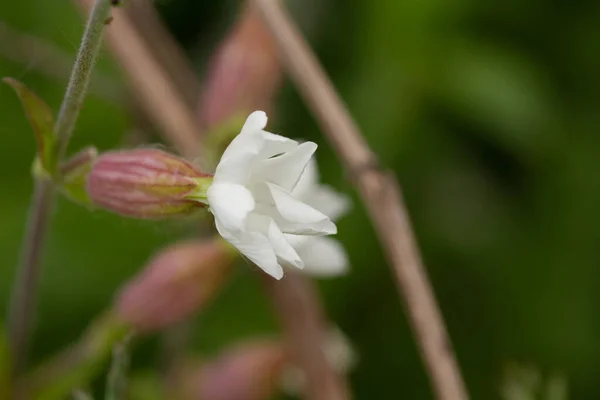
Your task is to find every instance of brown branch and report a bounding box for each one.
[262,272,351,400]
[76,0,202,158]
[252,1,469,399]
[124,0,201,108]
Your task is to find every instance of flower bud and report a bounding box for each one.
[199,4,281,129]
[115,238,234,333]
[184,340,287,400]
[87,149,211,218]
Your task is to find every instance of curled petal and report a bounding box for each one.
[291,158,319,199]
[247,214,303,269]
[215,219,283,279]
[266,183,337,235]
[257,130,298,159]
[253,141,317,191]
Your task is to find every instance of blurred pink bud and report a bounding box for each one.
[87,149,211,218]
[116,239,234,333]
[187,340,287,400]
[200,4,281,128]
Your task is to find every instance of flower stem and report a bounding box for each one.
[8,0,113,376]
[55,0,113,158]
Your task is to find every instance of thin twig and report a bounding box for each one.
[262,272,351,400]
[124,0,201,108]
[253,1,469,399]
[8,0,114,376]
[76,0,203,158]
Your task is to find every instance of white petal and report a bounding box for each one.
[306,185,351,221]
[215,218,283,279]
[253,142,318,191]
[267,219,304,269]
[207,183,255,231]
[214,111,268,184]
[265,183,337,235]
[240,110,268,134]
[292,158,319,199]
[214,131,262,184]
[283,233,310,249]
[247,214,304,269]
[296,237,349,277]
[258,130,298,159]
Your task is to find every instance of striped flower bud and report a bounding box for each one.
[115,238,234,333]
[87,148,212,218]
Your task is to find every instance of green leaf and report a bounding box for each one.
[3,77,57,174]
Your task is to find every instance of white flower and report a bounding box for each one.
[285,159,351,277]
[207,111,337,279]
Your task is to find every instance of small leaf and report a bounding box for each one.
[3,77,57,174]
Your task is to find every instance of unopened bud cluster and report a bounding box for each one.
[87,149,212,218]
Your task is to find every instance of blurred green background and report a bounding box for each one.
[1,0,599,398]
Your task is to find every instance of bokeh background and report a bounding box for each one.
[1,0,599,398]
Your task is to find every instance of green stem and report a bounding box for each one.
[8,0,114,376]
[105,338,131,400]
[55,0,113,158]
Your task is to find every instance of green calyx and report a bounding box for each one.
[185,176,215,205]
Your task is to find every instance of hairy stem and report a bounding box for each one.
[8,0,113,375]
[9,178,54,375]
[55,0,113,158]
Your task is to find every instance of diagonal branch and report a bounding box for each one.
[252,0,469,399]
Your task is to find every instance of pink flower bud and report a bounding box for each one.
[87,149,211,218]
[199,4,281,129]
[115,239,234,333]
[185,340,288,400]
